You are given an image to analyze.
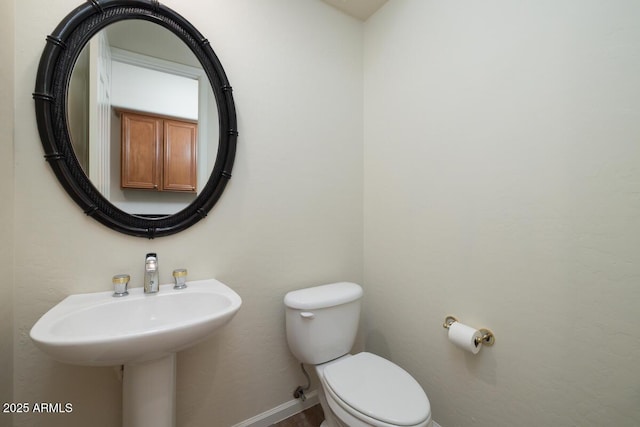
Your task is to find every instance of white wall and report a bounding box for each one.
[11,1,639,426]
[363,1,640,426]
[0,0,15,416]
[12,1,362,426]
[111,61,199,120]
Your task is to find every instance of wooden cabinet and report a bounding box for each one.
[120,111,197,192]
[120,112,161,191]
[163,119,198,192]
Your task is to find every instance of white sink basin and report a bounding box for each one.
[30,278,242,366]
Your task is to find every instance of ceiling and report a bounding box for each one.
[321,0,388,21]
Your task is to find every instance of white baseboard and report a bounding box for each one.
[231,390,320,427]
[433,422,442,427]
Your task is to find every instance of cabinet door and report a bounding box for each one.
[163,119,197,192]
[121,113,162,190]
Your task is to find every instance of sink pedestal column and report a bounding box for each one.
[123,354,176,427]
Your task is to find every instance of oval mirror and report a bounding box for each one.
[34,0,237,238]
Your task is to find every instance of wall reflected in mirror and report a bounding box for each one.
[68,20,219,216]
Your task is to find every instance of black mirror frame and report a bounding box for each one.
[33,0,237,238]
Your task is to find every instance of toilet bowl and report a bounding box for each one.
[317,353,431,427]
[284,282,432,427]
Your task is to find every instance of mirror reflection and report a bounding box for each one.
[68,20,219,216]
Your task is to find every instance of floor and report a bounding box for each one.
[272,404,324,427]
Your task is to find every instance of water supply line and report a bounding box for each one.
[293,363,311,401]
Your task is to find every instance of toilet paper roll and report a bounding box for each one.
[448,322,482,354]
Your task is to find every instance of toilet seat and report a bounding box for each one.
[321,352,431,427]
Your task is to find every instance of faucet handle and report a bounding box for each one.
[112,274,130,297]
[173,269,188,289]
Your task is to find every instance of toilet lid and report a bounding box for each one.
[323,352,430,426]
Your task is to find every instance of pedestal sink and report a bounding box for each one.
[30,278,242,427]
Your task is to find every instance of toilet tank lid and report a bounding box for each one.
[284,282,363,310]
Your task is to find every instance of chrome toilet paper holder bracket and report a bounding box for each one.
[443,315,495,346]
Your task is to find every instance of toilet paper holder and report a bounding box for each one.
[443,315,495,346]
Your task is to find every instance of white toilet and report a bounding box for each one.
[284,282,432,427]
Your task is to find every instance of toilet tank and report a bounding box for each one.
[284,282,363,365]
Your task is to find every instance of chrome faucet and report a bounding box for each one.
[144,253,159,294]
